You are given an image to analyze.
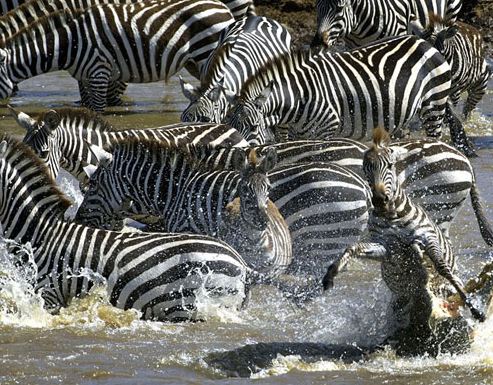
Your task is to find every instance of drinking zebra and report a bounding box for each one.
[75,141,293,278]
[312,0,462,48]
[323,127,486,356]
[14,107,372,278]
[411,14,492,120]
[224,35,475,156]
[11,106,248,186]
[180,14,292,123]
[0,1,235,111]
[0,134,250,322]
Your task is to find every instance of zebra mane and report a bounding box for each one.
[39,107,115,132]
[372,127,390,148]
[0,0,54,23]
[239,49,309,101]
[0,9,82,48]
[201,41,234,89]
[0,134,72,212]
[104,137,209,171]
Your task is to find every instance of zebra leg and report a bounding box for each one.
[445,101,477,158]
[83,65,112,112]
[323,242,387,290]
[463,72,489,120]
[423,241,486,322]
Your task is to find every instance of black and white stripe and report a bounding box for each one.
[0,135,249,322]
[75,141,293,277]
[225,35,462,151]
[411,14,491,120]
[323,128,485,354]
[313,0,462,47]
[0,1,234,111]
[13,106,247,186]
[180,14,292,123]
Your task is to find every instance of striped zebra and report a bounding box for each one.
[0,0,22,15]
[323,127,485,356]
[11,106,248,186]
[180,14,292,123]
[312,0,462,48]
[0,1,235,111]
[13,107,372,278]
[411,14,492,120]
[193,138,493,247]
[225,35,476,156]
[75,141,293,277]
[0,134,250,322]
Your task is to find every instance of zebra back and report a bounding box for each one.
[0,134,249,321]
[14,106,248,184]
[181,15,292,123]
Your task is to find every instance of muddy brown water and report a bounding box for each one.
[0,71,492,385]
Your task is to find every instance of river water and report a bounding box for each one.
[0,71,492,385]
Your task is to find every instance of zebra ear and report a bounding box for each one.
[179,76,200,101]
[0,140,7,157]
[257,146,277,173]
[0,48,7,64]
[85,141,113,168]
[390,145,408,161]
[442,25,458,40]
[231,148,247,172]
[209,79,225,103]
[83,164,98,179]
[43,110,60,131]
[409,17,426,37]
[8,105,37,132]
[254,81,274,109]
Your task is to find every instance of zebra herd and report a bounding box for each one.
[0,0,492,357]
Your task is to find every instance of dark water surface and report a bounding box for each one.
[0,71,492,385]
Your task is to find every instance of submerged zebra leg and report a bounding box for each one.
[106,80,128,106]
[322,242,387,290]
[445,102,477,157]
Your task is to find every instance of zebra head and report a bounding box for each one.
[74,145,127,230]
[180,77,232,123]
[220,147,292,275]
[312,0,354,47]
[11,106,62,181]
[0,48,14,99]
[410,14,458,52]
[363,128,407,215]
[226,81,275,145]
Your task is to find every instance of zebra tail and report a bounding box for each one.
[470,176,493,247]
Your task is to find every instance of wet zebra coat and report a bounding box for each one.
[180,15,292,123]
[411,14,491,120]
[0,1,235,111]
[13,107,247,185]
[0,135,249,322]
[225,35,453,148]
[75,140,293,278]
[313,0,462,47]
[323,128,485,355]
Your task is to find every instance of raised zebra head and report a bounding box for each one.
[363,128,407,214]
[10,107,62,181]
[312,0,354,47]
[0,48,14,99]
[180,77,233,123]
[226,81,275,145]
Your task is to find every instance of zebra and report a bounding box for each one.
[0,0,22,15]
[0,1,235,111]
[0,134,251,322]
[221,0,255,19]
[312,0,462,48]
[13,106,372,278]
[11,106,248,186]
[322,127,486,356]
[224,35,476,156]
[180,14,292,123]
[191,138,493,247]
[411,14,492,121]
[74,140,293,277]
